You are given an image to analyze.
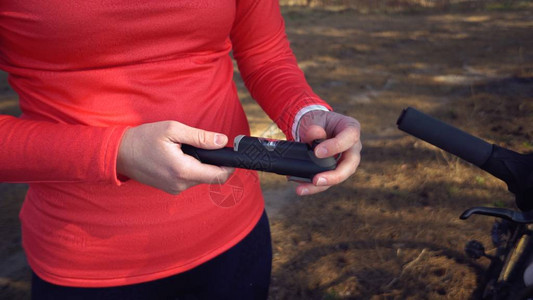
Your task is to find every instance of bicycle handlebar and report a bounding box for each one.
[397,107,533,210]
[181,135,337,182]
[397,107,493,167]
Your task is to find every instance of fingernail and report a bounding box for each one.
[300,188,309,195]
[214,134,227,146]
[316,147,328,157]
[316,177,327,186]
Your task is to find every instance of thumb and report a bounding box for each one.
[299,124,327,144]
[170,123,228,149]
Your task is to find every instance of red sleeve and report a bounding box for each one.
[230,0,332,141]
[0,115,128,184]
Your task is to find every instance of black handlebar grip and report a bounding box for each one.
[181,136,337,181]
[397,107,493,167]
[181,146,239,166]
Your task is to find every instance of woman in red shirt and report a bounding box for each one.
[0,0,361,298]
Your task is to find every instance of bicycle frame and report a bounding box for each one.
[475,222,533,299]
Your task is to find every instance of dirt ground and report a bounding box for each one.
[1,5,532,300]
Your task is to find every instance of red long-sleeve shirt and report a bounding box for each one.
[0,0,331,287]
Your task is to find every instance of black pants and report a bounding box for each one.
[32,211,272,300]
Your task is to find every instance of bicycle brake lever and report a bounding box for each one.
[461,207,533,224]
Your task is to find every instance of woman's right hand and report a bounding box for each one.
[116,121,234,194]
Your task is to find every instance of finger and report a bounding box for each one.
[178,155,235,183]
[296,183,330,196]
[168,165,235,195]
[299,124,327,144]
[314,125,360,158]
[312,143,361,187]
[168,122,228,149]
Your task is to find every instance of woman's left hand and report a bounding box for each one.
[296,110,362,195]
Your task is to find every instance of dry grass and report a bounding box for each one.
[254,6,532,299]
